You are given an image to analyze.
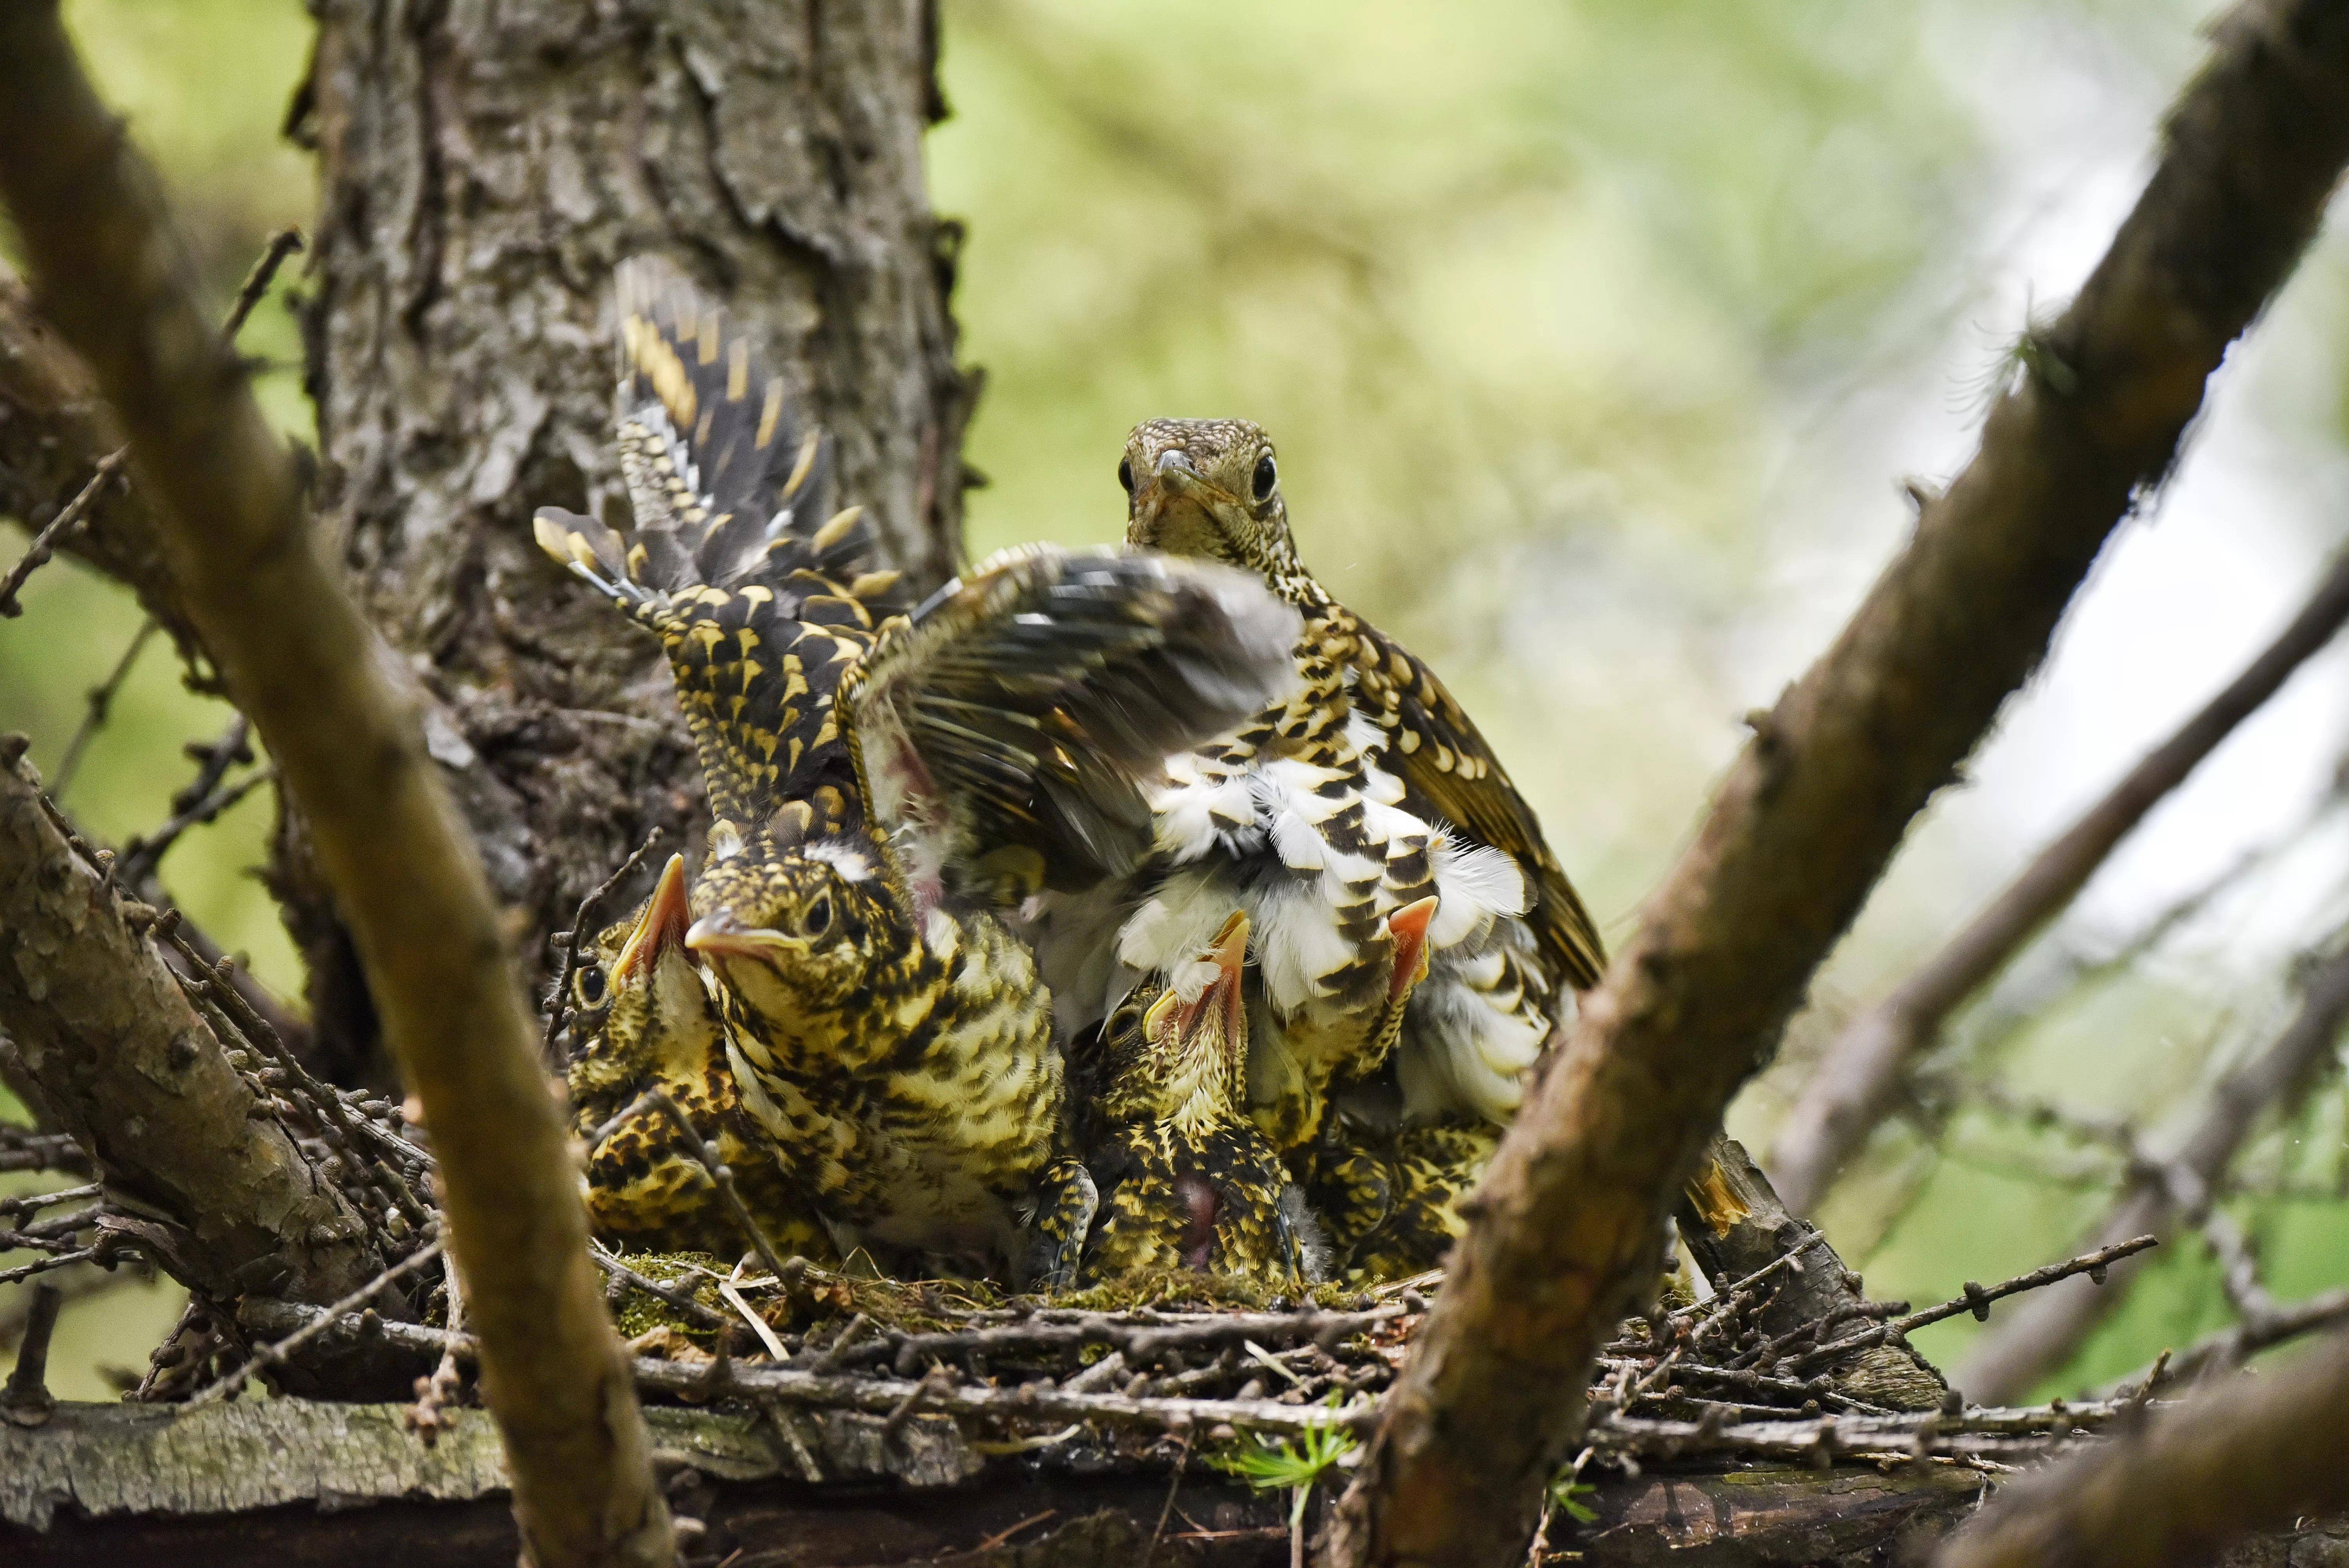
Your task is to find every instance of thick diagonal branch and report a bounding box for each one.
[1322,6,2349,1566]
[1772,543,2349,1212]
[1956,934,2349,1403]
[0,7,672,1566]
[0,745,377,1304]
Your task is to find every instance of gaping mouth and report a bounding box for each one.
[613,853,691,984]
[1144,909,1250,1060]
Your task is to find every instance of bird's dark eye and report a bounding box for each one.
[1117,457,1135,495]
[804,894,833,938]
[1251,453,1277,502]
[574,966,608,1008]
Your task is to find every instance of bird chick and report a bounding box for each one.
[540,261,1300,1281]
[1300,1116,1494,1283]
[1037,913,1327,1290]
[565,853,832,1263]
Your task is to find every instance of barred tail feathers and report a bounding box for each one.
[534,259,918,822]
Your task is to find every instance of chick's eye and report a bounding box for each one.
[574,967,608,1008]
[804,894,833,938]
[1251,453,1277,502]
[1117,457,1135,495]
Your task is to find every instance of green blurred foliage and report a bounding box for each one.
[5,0,2345,1406]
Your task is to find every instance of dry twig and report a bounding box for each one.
[1961,934,2349,1401]
[1773,545,2349,1210]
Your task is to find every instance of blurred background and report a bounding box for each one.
[6,0,2347,1401]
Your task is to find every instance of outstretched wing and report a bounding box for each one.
[534,257,911,826]
[842,545,1301,903]
[1349,620,1605,990]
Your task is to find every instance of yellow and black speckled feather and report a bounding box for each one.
[540,262,1299,1283]
[564,856,835,1262]
[1299,1116,1490,1283]
[1348,621,1604,989]
[1055,973,1323,1290]
[535,256,911,832]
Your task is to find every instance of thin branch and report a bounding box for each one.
[0,11,672,1564]
[1934,1328,2349,1568]
[0,1249,103,1286]
[120,757,270,886]
[1785,1237,2157,1376]
[543,831,663,1063]
[0,446,128,618]
[589,1245,729,1331]
[0,1128,89,1177]
[191,1235,446,1406]
[1959,934,2349,1402]
[52,618,155,795]
[1971,1080,2281,1324]
[1324,8,2349,1564]
[222,228,303,343]
[642,1088,794,1285]
[0,1283,62,1425]
[1773,543,2349,1211]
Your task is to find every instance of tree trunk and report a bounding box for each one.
[297,0,975,1073]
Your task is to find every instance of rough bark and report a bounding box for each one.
[1322,5,2349,1565]
[0,267,203,661]
[1957,935,2349,1404]
[0,746,379,1306]
[1770,544,2349,1213]
[1677,1138,1947,1412]
[0,6,672,1562]
[298,0,975,1064]
[0,1398,2003,1568]
[10,1397,2347,1568]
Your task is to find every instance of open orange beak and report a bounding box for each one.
[613,854,691,984]
[1385,895,1438,1005]
[1145,910,1250,1055]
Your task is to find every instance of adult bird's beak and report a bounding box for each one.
[1153,446,1206,494]
[1146,910,1251,1061]
[684,907,795,961]
[613,854,691,983]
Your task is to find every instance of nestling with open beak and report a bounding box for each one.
[564,853,834,1263]
[540,259,1301,1281]
[1033,912,1328,1290]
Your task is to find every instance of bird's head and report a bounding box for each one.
[1120,419,1307,599]
[567,853,718,1112]
[684,826,889,1026]
[1101,911,1251,1139]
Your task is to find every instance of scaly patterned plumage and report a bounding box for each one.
[538,261,1299,1278]
[565,855,834,1262]
[686,549,1298,1271]
[1035,914,1324,1289]
[1036,418,1603,1169]
[1300,1117,1494,1283]
[1045,418,1606,1278]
